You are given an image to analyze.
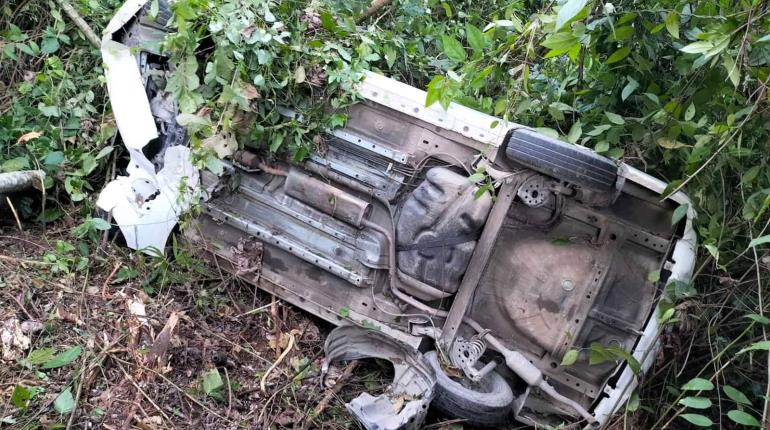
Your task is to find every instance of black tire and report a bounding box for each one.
[505,128,618,192]
[425,351,514,427]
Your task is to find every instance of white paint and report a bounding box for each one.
[358,71,513,146]
[97,0,198,254]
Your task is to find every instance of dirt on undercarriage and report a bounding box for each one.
[0,224,409,430]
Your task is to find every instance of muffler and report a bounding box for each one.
[284,168,372,227]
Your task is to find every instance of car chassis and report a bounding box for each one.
[99,2,697,428]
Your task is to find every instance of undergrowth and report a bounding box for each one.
[2,0,770,428]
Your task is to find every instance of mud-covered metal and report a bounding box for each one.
[396,167,492,294]
[284,168,372,227]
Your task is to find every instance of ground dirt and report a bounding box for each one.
[0,225,407,430]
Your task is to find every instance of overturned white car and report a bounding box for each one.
[99,2,696,428]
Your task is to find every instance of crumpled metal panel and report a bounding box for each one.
[97,1,198,253]
[323,326,435,430]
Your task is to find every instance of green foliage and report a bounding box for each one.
[682,377,714,391]
[41,346,81,369]
[1,1,120,212]
[681,413,714,427]
[159,0,368,164]
[3,0,770,427]
[200,368,225,401]
[727,409,761,427]
[53,387,74,414]
[10,385,38,411]
[561,349,579,366]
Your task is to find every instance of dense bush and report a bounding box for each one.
[2,0,770,427]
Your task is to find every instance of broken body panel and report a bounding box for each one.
[101,2,696,428]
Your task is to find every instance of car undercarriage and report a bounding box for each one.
[99,2,697,428]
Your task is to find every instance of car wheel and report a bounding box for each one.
[424,350,514,427]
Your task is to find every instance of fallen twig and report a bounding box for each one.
[356,0,393,23]
[0,170,45,194]
[6,196,23,232]
[260,329,299,393]
[300,361,359,430]
[144,311,180,368]
[0,254,51,266]
[224,367,233,418]
[65,352,89,430]
[101,262,121,299]
[53,0,100,48]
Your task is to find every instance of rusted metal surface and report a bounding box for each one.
[284,168,372,227]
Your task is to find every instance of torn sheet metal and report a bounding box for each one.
[97,0,198,253]
[323,326,435,430]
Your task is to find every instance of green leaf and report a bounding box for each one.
[201,368,224,395]
[561,349,579,366]
[11,385,36,410]
[541,32,580,51]
[681,413,714,427]
[1,156,30,172]
[42,346,82,369]
[742,166,760,185]
[441,35,466,62]
[723,55,740,87]
[621,77,639,101]
[150,0,159,18]
[746,313,770,325]
[678,396,712,409]
[665,12,679,39]
[555,0,588,31]
[748,235,770,248]
[466,24,486,52]
[682,378,714,391]
[425,75,444,107]
[41,37,59,54]
[727,410,761,427]
[658,307,675,324]
[723,385,751,405]
[606,47,631,64]
[566,120,582,143]
[657,137,689,149]
[626,390,640,412]
[647,270,661,283]
[680,41,713,54]
[684,103,696,121]
[468,173,486,183]
[95,146,114,160]
[738,340,770,353]
[605,111,625,125]
[53,388,75,414]
[339,306,350,318]
[27,348,55,365]
[594,141,609,153]
[587,124,612,136]
[319,11,338,32]
[672,204,688,225]
[90,218,112,231]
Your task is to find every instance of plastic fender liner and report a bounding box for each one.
[505,128,618,192]
[322,326,435,430]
